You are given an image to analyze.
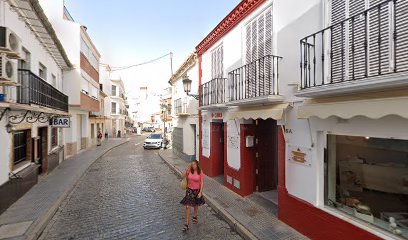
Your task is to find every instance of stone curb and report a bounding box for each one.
[158,151,258,240]
[27,140,130,240]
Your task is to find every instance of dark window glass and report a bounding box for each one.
[13,131,27,165]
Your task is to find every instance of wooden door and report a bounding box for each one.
[255,119,278,192]
[211,122,224,176]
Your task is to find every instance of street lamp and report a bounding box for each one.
[182,76,199,100]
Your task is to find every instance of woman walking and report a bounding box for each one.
[180,160,205,232]
[97,129,102,146]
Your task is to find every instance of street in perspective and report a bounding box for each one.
[0,0,407,240]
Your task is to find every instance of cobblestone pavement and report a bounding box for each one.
[39,137,242,240]
[159,150,307,240]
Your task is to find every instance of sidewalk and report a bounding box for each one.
[0,139,128,240]
[159,149,307,240]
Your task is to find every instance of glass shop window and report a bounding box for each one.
[325,134,408,238]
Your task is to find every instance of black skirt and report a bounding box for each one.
[180,188,205,207]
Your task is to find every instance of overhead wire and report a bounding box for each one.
[100,52,173,72]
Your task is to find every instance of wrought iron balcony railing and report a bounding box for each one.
[228,55,282,102]
[300,0,408,89]
[17,69,69,112]
[199,78,227,106]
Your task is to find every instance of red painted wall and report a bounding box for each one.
[277,128,382,240]
[224,124,256,196]
[80,53,99,83]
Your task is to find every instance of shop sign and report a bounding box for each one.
[211,112,223,119]
[288,145,312,167]
[50,117,70,128]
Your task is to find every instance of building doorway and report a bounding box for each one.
[91,123,95,144]
[37,127,48,174]
[210,122,224,177]
[255,119,278,192]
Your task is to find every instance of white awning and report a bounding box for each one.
[299,97,408,119]
[229,103,289,120]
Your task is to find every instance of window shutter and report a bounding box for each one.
[211,51,215,79]
[258,14,265,58]
[368,0,392,75]
[349,0,366,79]
[331,0,347,82]
[219,45,224,78]
[211,45,223,79]
[246,24,252,64]
[395,0,408,72]
[331,0,346,24]
[251,20,258,62]
[265,9,273,56]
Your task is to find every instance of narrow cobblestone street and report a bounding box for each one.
[39,136,241,240]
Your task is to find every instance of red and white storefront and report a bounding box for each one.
[196,0,288,197]
[195,0,408,239]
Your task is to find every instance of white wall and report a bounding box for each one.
[201,112,211,158]
[227,119,241,170]
[39,0,81,66]
[173,115,199,157]
[63,70,81,105]
[0,117,11,185]
[0,0,67,184]
[3,1,63,91]
[198,0,325,205]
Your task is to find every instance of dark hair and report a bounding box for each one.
[190,160,201,174]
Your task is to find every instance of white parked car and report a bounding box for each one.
[143,133,163,149]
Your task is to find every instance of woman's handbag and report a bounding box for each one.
[181,177,187,190]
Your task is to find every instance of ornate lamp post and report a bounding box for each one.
[182,76,199,100]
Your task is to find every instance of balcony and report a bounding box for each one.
[297,0,408,98]
[17,69,68,112]
[174,98,188,116]
[199,78,227,108]
[227,55,283,106]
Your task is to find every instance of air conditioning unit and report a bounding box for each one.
[0,27,22,58]
[0,55,18,82]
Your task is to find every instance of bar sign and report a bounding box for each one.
[51,117,70,128]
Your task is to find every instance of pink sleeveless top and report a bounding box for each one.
[187,170,204,190]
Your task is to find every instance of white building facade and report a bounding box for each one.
[0,0,71,213]
[39,0,102,157]
[169,53,199,161]
[106,78,127,137]
[196,0,408,239]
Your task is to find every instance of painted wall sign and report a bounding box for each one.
[288,145,312,167]
[211,112,223,119]
[285,128,293,134]
[50,117,70,128]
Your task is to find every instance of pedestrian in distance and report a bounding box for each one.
[97,129,102,146]
[180,160,205,232]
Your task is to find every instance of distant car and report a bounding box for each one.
[143,133,163,149]
[142,127,156,132]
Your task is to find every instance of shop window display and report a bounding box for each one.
[325,134,408,238]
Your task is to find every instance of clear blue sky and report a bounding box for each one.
[64,0,240,94]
